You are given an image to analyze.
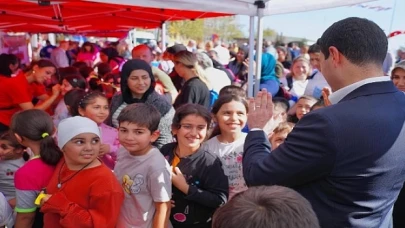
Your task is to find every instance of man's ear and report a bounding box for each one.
[150,130,160,143]
[328,46,341,67]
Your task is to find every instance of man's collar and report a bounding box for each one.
[329,77,391,104]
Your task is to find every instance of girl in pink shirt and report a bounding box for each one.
[10,109,63,228]
[67,90,120,169]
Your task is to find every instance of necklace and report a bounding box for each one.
[57,160,94,189]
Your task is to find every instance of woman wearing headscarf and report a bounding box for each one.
[259,52,279,96]
[99,47,125,73]
[106,59,174,149]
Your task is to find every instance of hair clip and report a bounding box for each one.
[42,132,49,138]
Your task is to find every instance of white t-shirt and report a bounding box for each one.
[205,67,231,94]
[202,133,248,199]
[114,147,172,228]
[280,77,308,98]
[304,71,329,99]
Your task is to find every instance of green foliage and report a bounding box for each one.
[167,16,245,41]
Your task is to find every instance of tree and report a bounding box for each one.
[167,16,245,42]
[263,28,277,40]
[167,19,204,41]
[204,16,245,40]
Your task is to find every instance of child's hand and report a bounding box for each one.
[322,87,332,107]
[99,144,111,156]
[171,167,189,194]
[39,194,52,207]
[171,200,175,208]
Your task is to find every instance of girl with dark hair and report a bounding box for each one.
[99,47,125,73]
[39,116,124,227]
[0,132,28,227]
[63,89,86,117]
[52,74,87,126]
[0,59,61,132]
[107,59,174,149]
[0,53,20,77]
[227,46,249,83]
[10,109,63,228]
[76,42,98,67]
[203,95,248,199]
[68,91,120,170]
[160,103,228,228]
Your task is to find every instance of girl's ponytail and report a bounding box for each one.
[40,133,63,166]
[10,109,63,166]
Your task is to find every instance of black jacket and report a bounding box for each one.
[161,143,228,227]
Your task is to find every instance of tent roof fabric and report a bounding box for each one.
[0,0,228,36]
[87,0,376,16]
[0,0,376,36]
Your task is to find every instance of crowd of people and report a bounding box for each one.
[0,16,404,228]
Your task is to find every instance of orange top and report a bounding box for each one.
[41,159,124,228]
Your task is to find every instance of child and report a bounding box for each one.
[203,95,248,199]
[73,91,120,169]
[10,109,63,228]
[160,103,228,228]
[114,103,171,228]
[40,116,124,228]
[288,96,318,123]
[0,132,28,228]
[269,122,295,150]
[212,186,320,228]
[52,74,87,126]
[280,56,312,103]
[304,44,330,99]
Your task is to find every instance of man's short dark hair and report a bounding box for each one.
[117,103,161,132]
[317,17,388,67]
[308,44,321,54]
[212,186,320,228]
[317,17,387,66]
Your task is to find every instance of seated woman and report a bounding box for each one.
[107,59,175,149]
[40,116,124,228]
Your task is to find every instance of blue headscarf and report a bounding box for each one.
[257,53,278,83]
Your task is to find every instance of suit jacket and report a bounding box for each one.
[243,81,405,228]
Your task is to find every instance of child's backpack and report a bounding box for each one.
[209,90,219,109]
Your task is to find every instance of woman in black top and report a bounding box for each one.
[172,51,211,109]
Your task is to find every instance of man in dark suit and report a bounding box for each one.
[243,17,405,228]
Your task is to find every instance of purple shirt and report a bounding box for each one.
[99,123,120,169]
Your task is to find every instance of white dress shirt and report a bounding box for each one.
[329,76,390,104]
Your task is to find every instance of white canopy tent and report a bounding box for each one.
[87,0,376,96]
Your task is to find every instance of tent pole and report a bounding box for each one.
[161,22,167,51]
[254,7,264,96]
[247,16,255,98]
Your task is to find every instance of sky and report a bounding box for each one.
[236,0,405,51]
